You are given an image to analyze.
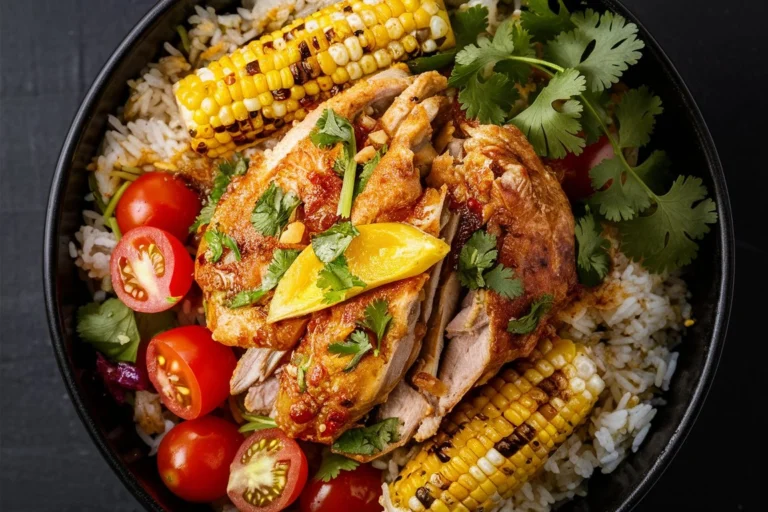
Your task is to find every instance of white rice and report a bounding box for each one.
[71,2,693,508]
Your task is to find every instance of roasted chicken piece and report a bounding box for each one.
[195,69,415,350]
[413,122,578,439]
[274,72,453,445]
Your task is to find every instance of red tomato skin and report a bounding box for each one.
[157,416,242,502]
[146,326,236,420]
[546,136,615,201]
[110,226,194,313]
[299,463,382,512]
[229,429,309,512]
[115,172,201,242]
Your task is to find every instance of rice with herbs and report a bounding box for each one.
[71,1,691,510]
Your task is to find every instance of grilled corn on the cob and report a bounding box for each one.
[384,338,605,512]
[174,0,455,157]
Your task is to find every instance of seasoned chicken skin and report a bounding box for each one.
[195,70,414,350]
[417,122,577,438]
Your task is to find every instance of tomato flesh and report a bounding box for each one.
[116,172,201,242]
[299,463,382,512]
[157,416,242,502]
[228,428,308,512]
[146,326,236,420]
[110,226,194,313]
[546,136,615,201]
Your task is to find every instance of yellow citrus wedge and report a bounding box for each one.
[267,223,450,322]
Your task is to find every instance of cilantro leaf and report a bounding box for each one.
[492,23,535,83]
[483,264,524,300]
[510,68,587,158]
[251,182,301,237]
[407,5,489,73]
[521,0,574,43]
[450,21,518,88]
[458,230,499,289]
[311,108,354,148]
[328,330,373,372]
[332,418,401,456]
[507,294,554,334]
[204,229,241,263]
[262,248,301,291]
[574,212,611,286]
[190,154,249,232]
[589,151,670,221]
[317,255,366,304]
[358,299,392,356]
[315,450,360,482]
[239,414,277,433]
[616,86,664,149]
[332,145,350,178]
[228,288,268,309]
[311,221,360,264]
[581,89,611,144]
[355,144,387,198]
[546,10,644,92]
[458,73,517,125]
[618,176,717,272]
[77,299,140,363]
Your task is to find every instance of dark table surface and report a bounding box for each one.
[1,0,766,510]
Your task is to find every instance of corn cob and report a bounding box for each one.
[385,338,605,512]
[174,0,455,158]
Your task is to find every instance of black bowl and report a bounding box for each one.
[43,0,735,510]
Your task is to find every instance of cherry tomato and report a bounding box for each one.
[228,428,309,512]
[299,463,382,512]
[110,226,194,313]
[546,136,615,201]
[157,416,242,502]
[146,326,236,420]
[115,172,201,242]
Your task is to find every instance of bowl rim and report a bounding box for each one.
[43,0,735,510]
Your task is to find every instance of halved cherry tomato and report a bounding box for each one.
[299,463,382,512]
[146,326,236,420]
[157,416,242,502]
[110,226,194,313]
[546,136,615,201]
[228,428,309,512]
[115,172,201,242]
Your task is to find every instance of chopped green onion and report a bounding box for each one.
[239,414,277,433]
[102,181,131,220]
[110,171,139,182]
[120,165,142,175]
[177,25,191,54]
[88,173,107,213]
[108,217,122,241]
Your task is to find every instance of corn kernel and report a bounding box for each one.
[197,124,214,138]
[388,41,405,60]
[360,54,378,74]
[430,15,449,39]
[192,109,208,126]
[403,0,420,13]
[388,0,405,17]
[286,99,299,112]
[240,76,257,98]
[294,108,307,121]
[304,80,320,96]
[343,36,363,62]
[262,105,275,119]
[286,45,301,64]
[228,81,243,101]
[374,3,392,23]
[214,83,232,106]
[280,68,295,89]
[423,1,439,15]
[385,18,405,40]
[422,39,438,53]
[332,66,350,84]
[317,76,334,91]
[272,101,287,118]
[257,54,274,73]
[373,48,392,68]
[402,34,418,53]
[414,8,431,29]
[273,37,287,51]
[258,91,274,106]
[328,43,350,66]
[244,97,262,112]
[266,70,282,90]
[372,25,390,47]
[346,61,363,80]
[346,13,365,32]
[317,51,337,75]
[290,85,306,100]
[360,9,378,27]
[218,105,235,126]
[232,101,249,121]
[254,74,268,94]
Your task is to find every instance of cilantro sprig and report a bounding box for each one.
[315,450,359,482]
[311,109,357,218]
[357,299,392,357]
[458,230,524,300]
[507,294,554,334]
[574,211,611,286]
[312,222,366,304]
[228,248,300,308]
[204,229,241,263]
[332,418,401,456]
[355,144,387,198]
[190,153,249,232]
[251,182,301,237]
[328,330,373,372]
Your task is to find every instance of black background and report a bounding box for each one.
[1,0,766,510]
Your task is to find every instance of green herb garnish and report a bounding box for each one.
[458,230,523,300]
[311,109,357,218]
[204,229,241,263]
[357,299,392,357]
[507,294,554,334]
[315,450,359,482]
[251,182,301,237]
[332,418,401,456]
[190,153,249,232]
[328,330,373,372]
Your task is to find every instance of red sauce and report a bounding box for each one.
[354,120,374,150]
[308,364,326,387]
[324,409,349,437]
[289,400,317,424]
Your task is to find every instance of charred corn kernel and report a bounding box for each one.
[402,34,419,53]
[304,80,320,96]
[317,51,337,75]
[414,8,431,29]
[346,61,363,80]
[317,75,334,91]
[372,25,390,47]
[174,0,455,155]
[332,66,350,85]
[280,67,295,88]
[385,18,405,40]
[386,338,605,512]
